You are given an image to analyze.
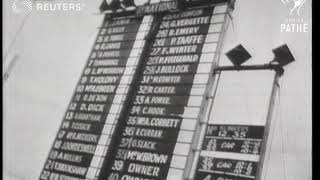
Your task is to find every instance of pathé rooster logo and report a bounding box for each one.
[281,0,306,16]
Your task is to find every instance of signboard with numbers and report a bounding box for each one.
[195,125,265,180]
[40,0,232,179]
[39,15,144,180]
[197,156,258,178]
[97,7,223,180]
[202,125,264,155]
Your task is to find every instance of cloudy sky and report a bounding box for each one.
[3,0,311,179]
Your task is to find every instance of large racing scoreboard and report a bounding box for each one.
[38,0,254,180]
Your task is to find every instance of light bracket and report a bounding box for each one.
[214,63,284,76]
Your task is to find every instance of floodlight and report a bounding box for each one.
[271,44,295,67]
[100,0,121,12]
[225,44,252,67]
[120,0,137,10]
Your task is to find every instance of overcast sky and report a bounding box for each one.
[3,0,311,179]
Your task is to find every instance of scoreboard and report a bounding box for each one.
[38,1,255,180]
[98,7,220,180]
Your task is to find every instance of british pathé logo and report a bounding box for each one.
[12,0,33,14]
[281,0,306,16]
[280,0,309,33]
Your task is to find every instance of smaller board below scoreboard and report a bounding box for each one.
[195,124,265,180]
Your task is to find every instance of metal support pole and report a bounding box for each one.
[256,71,281,180]
[214,63,284,76]
[3,54,20,85]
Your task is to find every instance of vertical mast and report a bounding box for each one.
[256,72,281,180]
[3,54,20,84]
